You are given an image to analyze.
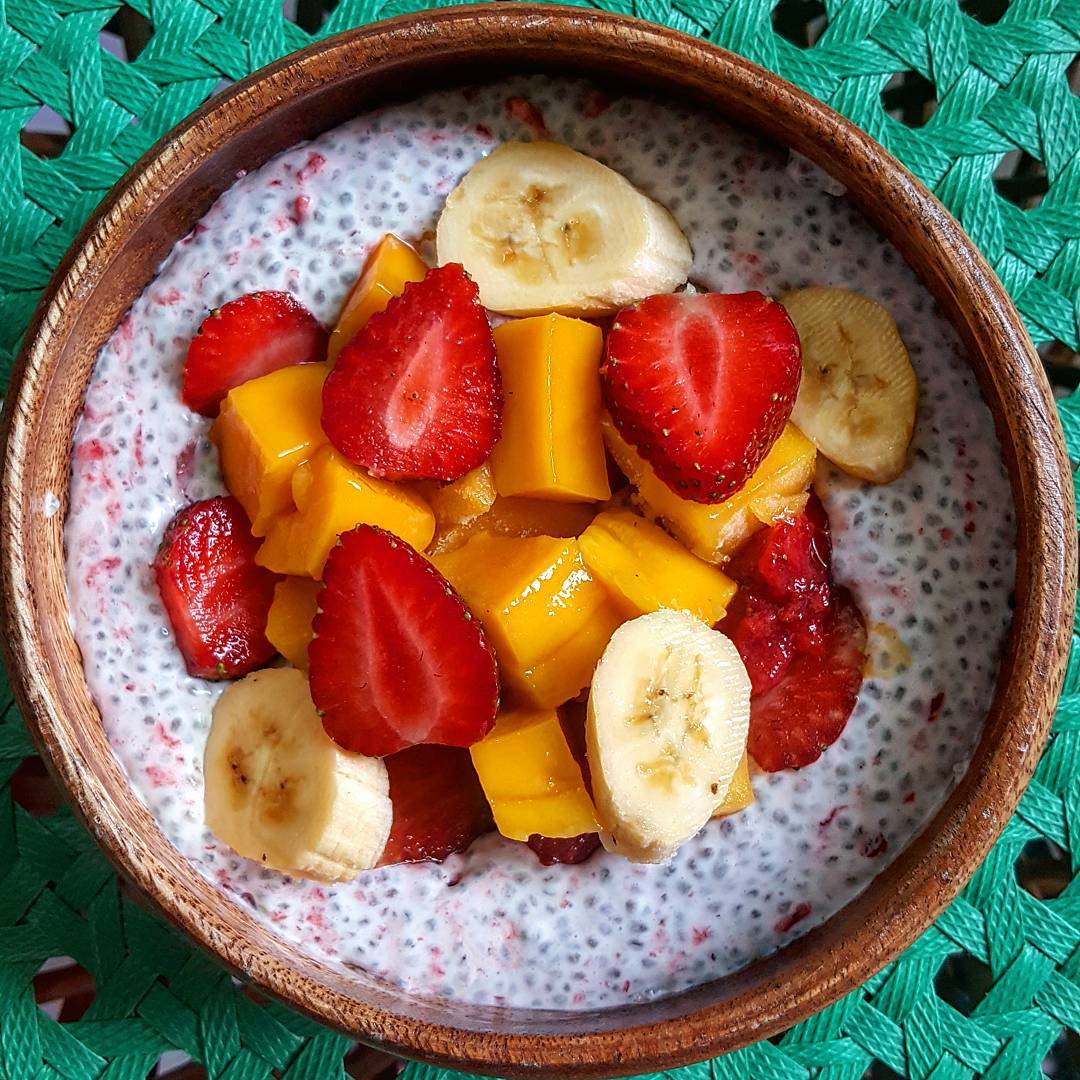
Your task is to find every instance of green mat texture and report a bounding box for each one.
[0,0,1078,1077]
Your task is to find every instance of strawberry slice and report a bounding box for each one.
[379,746,494,864]
[153,496,279,679]
[182,292,327,416]
[309,524,499,757]
[746,588,867,772]
[526,833,601,866]
[322,264,501,481]
[602,292,800,502]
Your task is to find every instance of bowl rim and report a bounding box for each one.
[1,5,1075,1075]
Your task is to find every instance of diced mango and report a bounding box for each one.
[490,315,610,503]
[265,577,321,670]
[714,753,753,817]
[429,495,597,555]
[328,235,427,361]
[470,708,598,840]
[603,415,816,564]
[256,445,434,578]
[579,509,737,623]
[434,532,624,708]
[426,464,498,532]
[211,363,329,536]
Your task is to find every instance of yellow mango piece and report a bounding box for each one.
[490,315,610,503]
[328,234,427,361]
[426,464,497,532]
[256,445,434,578]
[211,363,329,536]
[470,708,598,840]
[434,532,623,708]
[579,509,736,623]
[429,495,597,555]
[714,753,753,817]
[265,577,321,671]
[603,415,816,563]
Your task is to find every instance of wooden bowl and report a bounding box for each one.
[1,6,1074,1075]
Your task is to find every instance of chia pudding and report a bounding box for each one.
[63,75,1015,1009]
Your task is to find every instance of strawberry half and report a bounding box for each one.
[182,291,328,416]
[379,746,494,864]
[309,524,499,757]
[526,833,601,866]
[322,264,501,481]
[153,496,279,679]
[602,292,801,502]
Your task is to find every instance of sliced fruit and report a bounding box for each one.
[428,495,596,555]
[265,577,321,671]
[526,833,601,866]
[182,292,327,416]
[434,532,624,708]
[579,509,736,623]
[489,314,610,502]
[713,753,753,817]
[603,291,801,502]
[603,415,816,564]
[204,668,391,881]
[309,525,499,757]
[379,745,494,864]
[211,362,329,536]
[154,496,278,680]
[783,287,918,483]
[329,234,427,362]
[436,141,691,316]
[746,588,867,772]
[322,264,501,481]
[587,609,751,863]
[255,445,434,579]
[424,464,498,533]
[470,707,598,841]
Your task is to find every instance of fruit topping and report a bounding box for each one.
[527,832,601,866]
[182,292,327,416]
[713,753,754,817]
[310,525,499,757]
[154,495,278,680]
[602,291,801,503]
[264,577,321,671]
[322,264,501,482]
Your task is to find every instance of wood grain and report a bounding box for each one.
[0,6,1074,1075]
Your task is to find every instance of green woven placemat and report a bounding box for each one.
[1,0,1078,1076]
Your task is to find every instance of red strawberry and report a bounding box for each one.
[746,588,867,772]
[602,292,800,502]
[309,524,499,757]
[379,746,494,864]
[322,264,501,481]
[153,496,279,679]
[526,833,601,866]
[182,292,327,416]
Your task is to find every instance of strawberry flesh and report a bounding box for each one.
[602,291,800,502]
[322,264,501,481]
[309,524,499,757]
[526,833,601,866]
[379,746,494,864]
[153,496,279,679]
[182,291,327,416]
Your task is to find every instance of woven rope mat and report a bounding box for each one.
[0,0,1078,1076]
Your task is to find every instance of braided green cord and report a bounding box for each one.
[0,1,1078,1076]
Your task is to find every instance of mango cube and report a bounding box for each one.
[490,315,610,503]
[714,753,753,817]
[328,234,427,361]
[434,532,624,708]
[429,494,597,555]
[211,363,329,536]
[265,577,321,670]
[579,509,737,623]
[470,708,598,840]
[603,415,816,563]
[426,464,498,532]
[256,445,434,578]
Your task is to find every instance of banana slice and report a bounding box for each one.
[204,667,391,882]
[436,142,692,316]
[784,287,918,484]
[586,610,751,863]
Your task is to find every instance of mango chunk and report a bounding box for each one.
[714,753,753,817]
[256,445,434,578]
[470,708,598,840]
[328,234,427,361]
[429,495,597,555]
[425,464,498,532]
[211,363,329,536]
[603,415,816,563]
[490,314,610,503]
[434,532,623,708]
[579,509,736,623]
[265,577,321,670]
